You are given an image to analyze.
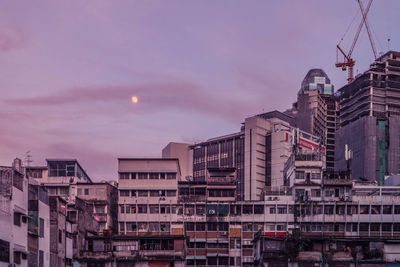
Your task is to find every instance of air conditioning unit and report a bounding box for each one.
[208,209,216,215]
[220,231,228,236]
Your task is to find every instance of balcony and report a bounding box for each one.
[295,153,322,162]
[206,176,236,185]
[323,178,352,186]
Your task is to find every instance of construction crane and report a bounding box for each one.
[336,0,378,83]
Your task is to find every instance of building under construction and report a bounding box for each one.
[335,51,400,184]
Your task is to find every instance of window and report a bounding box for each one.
[58,230,62,243]
[196,223,205,231]
[120,173,130,179]
[360,205,369,214]
[138,190,148,197]
[278,207,287,214]
[347,205,358,215]
[269,207,276,214]
[371,205,381,214]
[359,223,369,232]
[324,205,334,215]
[138,205,147,214]
[27,169,43,178]
[149,205,159,214]
[325,189,335,197]
[39,250,44,267]
[150,190,159,197]
[160,173,165,179]
[126,205,136,214]
[277,224,285,231]
[120,205,125,214]
[219,222,228,231]
[395,206,400,214]
[208,222,217,231]
[119,223,125,233]
[166,173,176,179]
[131,173,136,179]
[311,189,321,197]
[126,223,137,232]
[138,173,147,179]
[39,218,44,237]
[382,223,391,232]
[311,172,320,179]
[370,223,380,232]
[243,205,253,214]
[208,257,217,265]
[394,224,400,232]
[254,205,264,214]
[48,187,57,195]
[84,188,89,195]
[77,188,82,195]
[96,189,105,196]
[185,222,194,231]
[120,190,130,197]
[196,205,205,215]
[295,171,305,179]
[0,239,10,263]
[13,213,21,226]
[149,173,159,179]
[96,207,105,213]
[383,205,392,214]
[131,190,136,197]
[14,252,20,264]
[166,190,176,197]
[242,223,252,232]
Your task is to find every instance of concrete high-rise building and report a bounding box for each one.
[162,142,193,181]
[335,51,400,184]
[286,68,338,170]
[191,111,323,201]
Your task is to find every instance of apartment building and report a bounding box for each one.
[0,159,29,267]
[335,51,400,184]
[67,197,99,264]
[27,179,50,267]
[76,182,118,234]
[117,158,181,236]
[33,159,92,202]
[49,196,72,267]
[286,68,339,170]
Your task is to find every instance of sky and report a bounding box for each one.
[1,0,399,181]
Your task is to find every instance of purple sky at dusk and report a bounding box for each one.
[1,1,399,181]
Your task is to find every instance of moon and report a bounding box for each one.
[131,96,138,104]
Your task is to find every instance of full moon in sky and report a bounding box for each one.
[131,96,138,103]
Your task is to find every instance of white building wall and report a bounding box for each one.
[38,200,50,267]
[0,195,12,267]
[11,175,29,267]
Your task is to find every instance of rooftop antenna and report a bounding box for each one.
[24,151,33,167]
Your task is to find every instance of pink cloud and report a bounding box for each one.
[0,25,25,52]
[3,80,264,122]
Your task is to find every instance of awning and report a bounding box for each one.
[13,205,27,216]
[14,245,28,255]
